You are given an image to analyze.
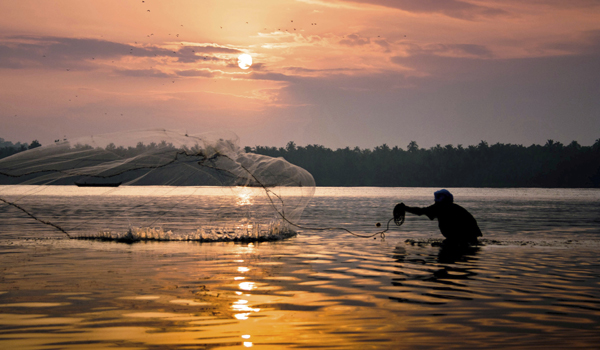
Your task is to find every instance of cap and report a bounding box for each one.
[434,189,453,203]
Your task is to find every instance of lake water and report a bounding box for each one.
[1,186,599,349]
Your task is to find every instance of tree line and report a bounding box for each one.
[0,138,40,159]
[246,139,600,188]
[2,137,599,187]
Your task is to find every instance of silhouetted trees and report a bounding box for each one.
[2,137,599,187]
[247,139,600,188]
[0,138,33,159]
[28,140,41,149]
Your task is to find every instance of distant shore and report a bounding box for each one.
[249,139,600,188]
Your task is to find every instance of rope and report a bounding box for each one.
[233,158,406,239]
[0,197,71,238]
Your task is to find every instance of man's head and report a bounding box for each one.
[434,189,453,204]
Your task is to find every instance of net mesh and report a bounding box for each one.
[0,129,316,242]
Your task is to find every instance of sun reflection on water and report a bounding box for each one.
[232,253,262,343]
[232,299,260,314]
[236,187,254,206]
[239,282,255,291]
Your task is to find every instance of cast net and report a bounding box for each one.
[0,129,315,242]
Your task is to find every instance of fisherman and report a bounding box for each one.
[394,189,482,245]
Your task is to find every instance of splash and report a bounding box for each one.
[77,222,297,243]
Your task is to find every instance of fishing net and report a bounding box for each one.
[0,129,315,242]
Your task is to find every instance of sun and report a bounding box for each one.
[237,54,252,69]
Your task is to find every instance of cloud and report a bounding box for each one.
[283,66,359,74]
[175,44,241,63]
[115,68,172,78]
[224,61,264,71]
[176,52,227,64]
[488,0,600,9]
[177,43,241,54]
[0,36,242,69]
[176,69,216,77]
[249,62,265,71]
[339,34,371,46]
[331,0,508,19]
[542,29,600,55]
[236,37,600,148]
[247,72,296,82]
[399,42,493,59]
[245,66,359,81]
[374,39,391,52]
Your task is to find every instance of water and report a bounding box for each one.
[1,186,599,349]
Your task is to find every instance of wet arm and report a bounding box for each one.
[404,205,436,220]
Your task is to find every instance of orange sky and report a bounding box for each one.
[1,0,599,148]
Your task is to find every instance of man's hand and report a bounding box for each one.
[393,202,405,221]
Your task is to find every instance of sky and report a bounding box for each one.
[0,0,599,149]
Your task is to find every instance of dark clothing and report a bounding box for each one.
[404,202,482,244]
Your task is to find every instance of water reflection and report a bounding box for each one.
[2,186,600,349]
[232,254,261,340]
[436,244,480,264]
[235,186,254,206]
[390,244,479,305]
[239,282,255,291]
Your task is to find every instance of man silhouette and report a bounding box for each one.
[394,189,482,245]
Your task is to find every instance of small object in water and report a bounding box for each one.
[376,222,381,227]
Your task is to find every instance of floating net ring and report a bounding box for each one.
[393,203,405,226]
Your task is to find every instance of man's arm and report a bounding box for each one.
[396,203,437,220]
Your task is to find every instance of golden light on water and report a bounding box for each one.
[236,187,254,206]
[239,282,255,291]
[232,297,261,320]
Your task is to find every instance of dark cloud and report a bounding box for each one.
[184,45,240,54]
[487,0,600,9]
[0,44,28,68]
[176,53,226,64]
[175,45,241,63]
[249,47,600,148]
[450,44,492,57]
[249,62,265,70]
[224,61,264,70]
[114,68,172,78]
[233,65,352,78]
[176,69,215,77]
[401,42,493,58]
[0,36,240,69]
[543,29,600,55]
[248,72,296,82]
[374,39,391,52]
[283,66,359,73]
[584,29,600,50]
[339,34,370,46]
[338,0,507,20]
